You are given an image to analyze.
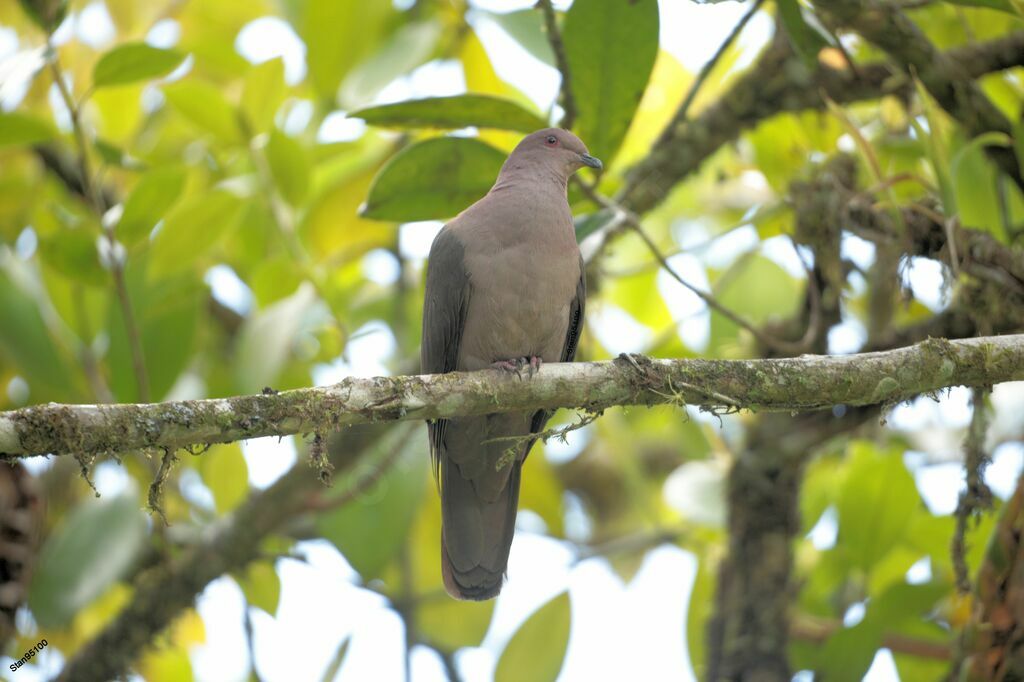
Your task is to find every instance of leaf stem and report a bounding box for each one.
[48,43,151,402]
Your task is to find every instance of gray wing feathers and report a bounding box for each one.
[421,227,471,469]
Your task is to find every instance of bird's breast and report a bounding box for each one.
[459,238,581,371]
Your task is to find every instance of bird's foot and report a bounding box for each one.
[491,356,543,378]
[527,355,542,376]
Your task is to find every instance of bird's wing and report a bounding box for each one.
[421,225,472,473]
[560,254,587,363]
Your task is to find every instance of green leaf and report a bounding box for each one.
[265,130,310,207]
[360,137,506,221]
[108,257,203,402]
[817,619,882,680]
[233,282,317,394]
[36,227,106,287]
[316,428,429,579]
[163,80,241,143]
[1013,120,1024,173]
[709,255,801,351]
[482,9,555,65]
[28,492,147,628]
[0,260,75,399]
[241,58,287,136]
[302,0,393,99]
[776,0,830,67]
[200,443,249,514]
[951,132,1011,237]
[941,0,1018,14]
[574,209,613,242]
[148,189,244,279]
[495,592,571,682]
[93,43,185,88]
[836,441,920,573]
[687,554,718,678]
[236,561,280,616]
[353,95,547,134]
[117,166,188,246]
[0,111,57,148]
[562,0,659,163]
[339,21,442,108]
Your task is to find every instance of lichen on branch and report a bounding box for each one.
[1,334,1022,460]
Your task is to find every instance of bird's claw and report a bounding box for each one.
[491,356,543,379]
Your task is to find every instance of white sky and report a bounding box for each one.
[2,1,1022,681]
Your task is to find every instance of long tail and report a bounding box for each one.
[438,413,527,600]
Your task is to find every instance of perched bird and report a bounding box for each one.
[421,128,600,600]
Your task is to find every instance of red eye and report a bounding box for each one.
[545,135,558,146]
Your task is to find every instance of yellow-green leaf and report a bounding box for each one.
[233,282,316,394]
[93,43,185,88]
[117,166,187,246]
[236,561,280,616]
[163,80,241,143]
[241,58,286,136]
[0,111,56,148]
[361,137,506,221]
[562,0,659,163]
[352,95,547,133]
[266,129,310,207]
[200,443,249,514]
[148,190,244,279]
[495,591,571,682]
[302,0,392,100]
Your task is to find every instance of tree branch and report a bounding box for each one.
[1,335,1022,459]
[814,0,1024,190]
[615,30,1024,218]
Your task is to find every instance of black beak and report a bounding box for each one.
[579,153,603,170]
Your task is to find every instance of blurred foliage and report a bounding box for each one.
[0,0,1022,680]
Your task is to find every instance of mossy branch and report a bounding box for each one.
[616,29,1024,218]
[2,334,1023,459]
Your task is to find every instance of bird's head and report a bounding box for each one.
[500,128,602,183]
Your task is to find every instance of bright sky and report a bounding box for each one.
[2,1,1023,681]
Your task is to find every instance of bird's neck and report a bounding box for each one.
[491,162,568,196]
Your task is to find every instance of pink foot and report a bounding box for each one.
[491,356,543,378]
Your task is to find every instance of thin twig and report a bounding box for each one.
[676,0,765,121]
[48,45,151,402]
[537,0,577,129]
[952,386,994,593]
[481,410,601,448]
[576,180,818,355]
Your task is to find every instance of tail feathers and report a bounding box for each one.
[440,457,522,601]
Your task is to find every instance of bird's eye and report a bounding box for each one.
[545,135,558,146]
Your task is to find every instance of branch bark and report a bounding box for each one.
[1,335,1023,459]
